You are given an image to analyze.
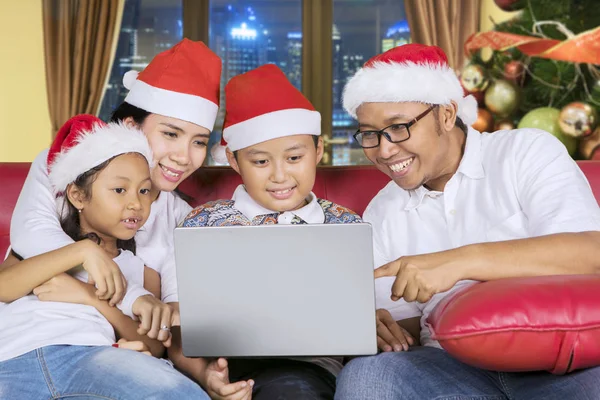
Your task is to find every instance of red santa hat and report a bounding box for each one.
[47,114,154,195]
[122,38,222,131]
[211,64,321,164]
[343,44,477,126]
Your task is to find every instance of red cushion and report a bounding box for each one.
[427,275,600,375]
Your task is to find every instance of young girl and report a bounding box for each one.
[8,38,222,315]
[0,115,209,399]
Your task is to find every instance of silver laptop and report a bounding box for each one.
[173,223,377,358]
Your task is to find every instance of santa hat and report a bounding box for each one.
[47,114,154,195]
[343,44,477,126]
[123,38,222,131]
[211,64,321,164]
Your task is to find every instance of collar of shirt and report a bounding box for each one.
[405,127,485,211]
[231,184,325,224]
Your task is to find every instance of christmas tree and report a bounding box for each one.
[461,0,600,159]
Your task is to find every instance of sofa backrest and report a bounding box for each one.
[2,162,600,257]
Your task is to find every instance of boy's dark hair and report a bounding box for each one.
[233,134,320,161]
[109,102,151,125]
[60,157,137,254]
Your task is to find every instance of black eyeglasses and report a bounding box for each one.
[353,105,437,149]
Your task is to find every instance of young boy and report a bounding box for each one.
[177,64,362,400]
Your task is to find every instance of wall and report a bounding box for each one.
[0,0,52,162]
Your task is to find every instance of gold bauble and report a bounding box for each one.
[472,108,494,132]
[579,128,600,160]
[460,64,489,93]
[484,80,519,117]
[558,102,598,138]
[495,119,515,131]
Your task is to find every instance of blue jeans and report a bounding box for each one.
[0,345,209,399]
[335,347,600,400]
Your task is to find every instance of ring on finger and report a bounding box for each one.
[160,325,170,331]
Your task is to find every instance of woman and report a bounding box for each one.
[4,38,221,398]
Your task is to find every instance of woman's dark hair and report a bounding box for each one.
[109,101,193,202]
[60,157,137,254]
[110,102,151,124]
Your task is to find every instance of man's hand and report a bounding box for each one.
[132,295,175,346]
[376,309,414,352]
[34,273,96,305]
[374,253,463,303]
[203,358,253,400]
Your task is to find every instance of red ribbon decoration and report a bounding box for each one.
[464,27,600,65]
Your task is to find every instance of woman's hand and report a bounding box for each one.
[132,295,176,346]
[79,240,128,306]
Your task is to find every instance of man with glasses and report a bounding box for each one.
[334,44,600,399]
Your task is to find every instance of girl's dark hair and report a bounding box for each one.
[60,157,137,254]
[109,102,151,124]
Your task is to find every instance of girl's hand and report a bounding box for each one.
[114,338,152,356]
[203,358,253,400]
[79,240,128,307]
[33,273,96,305]
[132,295,176,346]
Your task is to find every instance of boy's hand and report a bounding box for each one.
[376,308,414,352]
[114,338,152,356]
[132,295,174,346]
[204,358,254,400]
[34,273,96,305]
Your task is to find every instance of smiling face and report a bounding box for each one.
[227,134,323,212]
[67,153,153,251]
[127,114,211,192]
[356,101,463,192]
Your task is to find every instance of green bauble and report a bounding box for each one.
[484,79,519,117]
[518,107,578,156]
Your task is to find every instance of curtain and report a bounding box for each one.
[404,0,481,70]
[42,0,124,137]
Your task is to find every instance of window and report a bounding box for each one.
[207,0,303,164]
[330,0,410,165]
[99,0,409,165]
[98,0,183,121]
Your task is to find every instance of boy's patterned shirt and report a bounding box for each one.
[181,198,362,227]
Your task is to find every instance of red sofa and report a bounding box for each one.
[2,161,600,258]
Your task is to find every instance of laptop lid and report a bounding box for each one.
[174,223,377,358]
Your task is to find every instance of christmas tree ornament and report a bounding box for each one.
[460,64,489,93]
[484,79,519,117]
[590,79,600,103]
[518,107,577,156]
[558,102,598,138]
[495,119,516,131]
[579,128,600,160]
[479,47,494,65]
[503,61,525,83]
[493,0,526,11]
[472,108,494,132]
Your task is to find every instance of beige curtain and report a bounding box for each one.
[405,0,480,70]
[42,0,124,137]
